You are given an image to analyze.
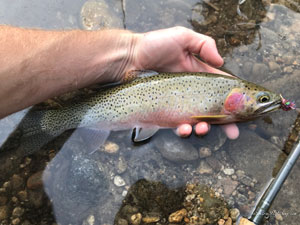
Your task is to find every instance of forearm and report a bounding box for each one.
[0,26,138,118]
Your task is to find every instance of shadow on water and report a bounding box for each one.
[0,0,300,225]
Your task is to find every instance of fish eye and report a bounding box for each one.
[258,94,270,103]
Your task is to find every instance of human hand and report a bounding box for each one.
[132,26,239,139]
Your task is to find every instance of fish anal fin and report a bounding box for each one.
[132,126,159,142]
[77,128,110,154]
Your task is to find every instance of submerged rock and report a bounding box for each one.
[154,132,199,162]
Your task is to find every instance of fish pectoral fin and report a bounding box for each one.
[123,70,159,82]
[191,115,228,121]
[132,126,159,142]
[77,128,110,154]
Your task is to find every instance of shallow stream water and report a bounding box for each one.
[0,1,300,225]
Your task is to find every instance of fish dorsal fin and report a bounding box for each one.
[132,126,159,142]
[191,115,228,121]
[123,70,159,83]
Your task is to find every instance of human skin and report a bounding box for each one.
[0,25,239,139]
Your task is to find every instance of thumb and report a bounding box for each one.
[186,31,224,67]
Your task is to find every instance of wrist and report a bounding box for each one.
[89,30,143,84]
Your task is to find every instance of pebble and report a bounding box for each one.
[268,61,280,71]
[12,218,21,225]
[3,181,11,189]
[275,212,283,221]
[198,161,213,175]
[223,168,235,176]
[11,174,24,190]
[206,157,222,172]
[225,217,232,225]
[142,216,160,223]
[229,208,240,222]
[12,207,24,218]
[117,218,128,225]
[199,147,212,158]
[0,195,7,205]
[0,205,9,220]
[116,157,127,174]
[283,66,293,73]
[17,190,28,202]
[236,170,245,178]
[130,213,142,225]
[102,141,119,154]
[168,208,187,223]
[218,219,225,225]
[114,175,126,187]
[27,171,43,190]
[86,215,95,225]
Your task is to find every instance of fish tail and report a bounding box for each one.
[19,110,61,155]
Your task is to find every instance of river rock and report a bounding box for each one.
[80,0,123,30]
[198,160,213,175]
[114,175,126,187]
[199,147,212,158]
[12,206,24,218]
[0,205,9,220]
[154,132,199,162]
[226,130,282,184]
[11,174,24,190]
[168,208,187,223]
[27,171,43,190]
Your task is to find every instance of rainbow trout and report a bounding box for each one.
[20,71,293,154]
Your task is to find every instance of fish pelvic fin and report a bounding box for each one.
[191,115,228,122]
[132,126,159,142]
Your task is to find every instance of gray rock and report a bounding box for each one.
[206,157,222,172]
[268,61,280,72]
[241,61,253,76]
[226,130,282,185]
[252,63,268,80]
[154,132,198,162]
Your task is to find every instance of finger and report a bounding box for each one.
[194,122,210,136]
[221,123,239,139]
[186,31,223,67]
[176,124,193,137]
[190,55,232,76]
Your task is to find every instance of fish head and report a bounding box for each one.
[223,86,282,120]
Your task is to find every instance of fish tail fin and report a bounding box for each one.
[19,110,60,155]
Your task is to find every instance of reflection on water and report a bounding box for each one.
[0,0,300,225]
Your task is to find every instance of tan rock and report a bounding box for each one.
[130,213,142,225]
[102,141,119,154]
[225,217,232,225]
[142,216,160,223]
[218,219,225,225]
[168,208,187,223]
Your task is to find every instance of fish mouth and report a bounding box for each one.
[255,99,282,115]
